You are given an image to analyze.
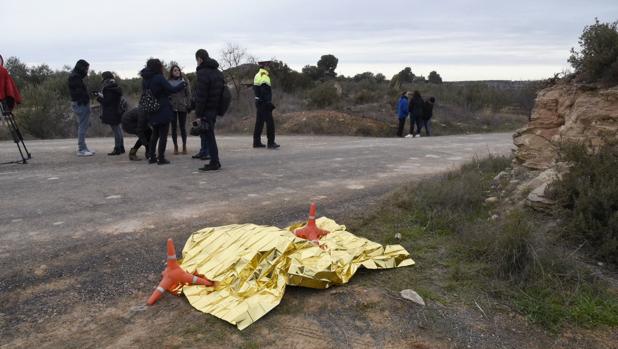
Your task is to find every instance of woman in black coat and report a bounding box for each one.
[96,71,125,155]
[139,59,186,165]
[409,90,425,137]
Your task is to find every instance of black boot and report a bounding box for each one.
[199,162,221,171]
[157,157,170,165]
[267,143,280,149]
[108,147,121,156]
[119,146,126,154]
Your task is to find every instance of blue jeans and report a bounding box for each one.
[72,102,91,151]
[199,133,209,156]
[110,124,124,149]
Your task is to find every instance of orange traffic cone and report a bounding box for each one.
[293,203,330,242]
[147,238,214,305]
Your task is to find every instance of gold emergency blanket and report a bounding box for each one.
[179,217,414,330]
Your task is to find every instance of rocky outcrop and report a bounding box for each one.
[513,84,618,170]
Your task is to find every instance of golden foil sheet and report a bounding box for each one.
[179,217,414,330]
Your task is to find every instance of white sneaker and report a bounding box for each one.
[405,134,413,138]
[77,150,94,157]
[87,149,96,154]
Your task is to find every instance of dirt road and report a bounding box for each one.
[0,133,514,348]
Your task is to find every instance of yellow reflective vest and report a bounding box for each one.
[254,68,271,86]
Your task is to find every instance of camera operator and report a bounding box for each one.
[0,54,23,112]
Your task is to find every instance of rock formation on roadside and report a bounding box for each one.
[511,82,618,210]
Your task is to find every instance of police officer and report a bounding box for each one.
[252,61,279,149]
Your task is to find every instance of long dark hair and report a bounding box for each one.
[412,90,421,99]
[0,54,3,67]
[168,64,182,80]
[146,58,164,74]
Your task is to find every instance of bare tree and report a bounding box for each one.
[219,43,251,99]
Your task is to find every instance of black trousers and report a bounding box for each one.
[149,122,169,160]
[202,116,219,164]
[411,114,423,135]
[397,117,407,137]
[133,127,152,151]
[253,103,275,145]
[171,111,187,146]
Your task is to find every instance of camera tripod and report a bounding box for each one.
[0,101,31,164]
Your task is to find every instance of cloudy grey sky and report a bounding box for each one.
[2,0,617,81]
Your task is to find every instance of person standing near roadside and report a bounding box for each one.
[420,97,435,136]
[168,65,192,155]
[252,61,279,149]
[194,49,225,171]
[139,58,186,165]
[408,90,425,137]
[96,71,125,155]
[396,91,409,137]
[121,107,151,161]
[68,59,94,156]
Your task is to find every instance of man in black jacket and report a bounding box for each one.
[194,49,225,171]
[68,59,93,156]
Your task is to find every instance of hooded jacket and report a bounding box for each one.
[96,78,123,125]
[140,67,185,125]
[409,94,425,118]
[194,57,225,118]
[396,96,409,119]
[68,59,90,105]
[0,66,22,110]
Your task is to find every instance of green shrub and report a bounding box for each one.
[569,19,618,84]
[548,144,618,265]
[307,83,339,108]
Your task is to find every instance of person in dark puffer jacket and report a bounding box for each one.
[409,90,425,137]
[194,49,225,171]
[96,71,125,155]
[68,59,94,156]
[139,58,186,165]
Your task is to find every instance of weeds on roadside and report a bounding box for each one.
[363,153,618,332]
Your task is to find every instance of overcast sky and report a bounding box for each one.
[2,0,617,81]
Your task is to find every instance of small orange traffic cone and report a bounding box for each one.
[147,238,214,305]
[293,203,330,242]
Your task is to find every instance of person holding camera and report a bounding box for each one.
[139,58,187,165]
[168,65,192,155]
[0,54,22,112]
[253,61,279,149]
[68,59,94,156]
[194,49,225,171]
[121,107,151,161]
[95,71,125,156]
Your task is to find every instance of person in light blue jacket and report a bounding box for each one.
[396,91,409,137]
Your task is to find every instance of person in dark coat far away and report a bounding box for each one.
[140,58,186,165]
[68,59,94,156]
[194,48,225,171]
[396,91,409,137]
[96,71,125,155]
[408,90,425,137]
[121,107,151,161]
[419,96,435,136]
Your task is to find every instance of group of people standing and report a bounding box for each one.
[396,90,435,138]
[66,50,279,172]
